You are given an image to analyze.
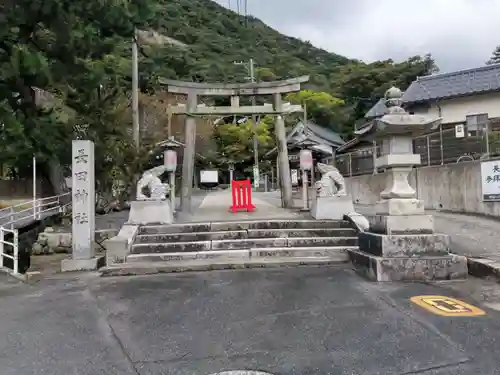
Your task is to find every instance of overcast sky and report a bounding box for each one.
[214,0,499,73]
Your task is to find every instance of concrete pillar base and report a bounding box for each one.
[61,256,105,272]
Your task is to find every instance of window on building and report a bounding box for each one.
[466,113,488,136]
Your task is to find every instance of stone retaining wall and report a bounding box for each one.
[345,159,500,217]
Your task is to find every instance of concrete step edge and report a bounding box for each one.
[100,257,348,276]
[135,230,248,239]
[139,220,352,233]
[128,246,358,258]
[126,247,356,262]
[247,228,356,233]
[348,248,467,260]
[250,246,358,252]
[144,219,348,226]
[127,250,249,262]
[131,238,358,251]
[136,228,356,237]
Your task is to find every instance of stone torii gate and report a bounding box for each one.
[159,76,309,212]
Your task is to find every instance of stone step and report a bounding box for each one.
[101,257,348,277]
[127,249,250,262]
[135,230,248,243]
[134,228,357,244]
[138,219,352,235]
[130,237,358,254]
[126,246,355,263]
[250,246,353,260]
[246,228,357,238]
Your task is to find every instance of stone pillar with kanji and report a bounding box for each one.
[62,140,104,271]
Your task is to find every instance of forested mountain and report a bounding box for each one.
[146,0,437,104]
[0,0,438,190]
[147,0,352,87]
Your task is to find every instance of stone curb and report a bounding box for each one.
[100,257,348,277]
[0,268,44,284]
[466,257,500,280]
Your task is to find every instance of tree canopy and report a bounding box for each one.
[486,45,500,65]
[0,0,439,191]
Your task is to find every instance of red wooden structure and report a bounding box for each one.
[229,179,255,213]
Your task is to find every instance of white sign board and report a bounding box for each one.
[71,140,95,260]
[481,160,500,201]
[164,150,177,172]
[200,170,218,183]
[300,149,313,170]
[455,124,465,138]
[253,166,259,188]
[291,169,299,185]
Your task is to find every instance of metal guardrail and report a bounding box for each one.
[0,192,71,275]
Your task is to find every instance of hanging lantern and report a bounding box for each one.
[164,150,177,172]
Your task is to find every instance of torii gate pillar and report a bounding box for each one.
[273,93,293,208]
[180,92,197,212]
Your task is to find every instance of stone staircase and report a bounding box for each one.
[102,219,359,276]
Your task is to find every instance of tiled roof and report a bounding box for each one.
[364,98,388,118]
[402,63,500,104]
[304,121,345,146]
[266,120,345,157]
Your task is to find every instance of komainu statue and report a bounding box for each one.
[136,165,171,200]
[315,163,347,197]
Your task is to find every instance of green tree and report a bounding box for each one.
[486,45,500,65]
[329,54,438,132]
[213,119,274,168]
[0,0,156,193]
[285,90,349,135]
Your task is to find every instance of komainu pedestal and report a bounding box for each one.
[310,163,355,220]
[126,165,173,225]
[348,87,467,282]
[127,200,173,225]
[311,195,354,220]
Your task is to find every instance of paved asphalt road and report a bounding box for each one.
[2,267,500,375]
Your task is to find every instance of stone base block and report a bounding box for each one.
[358,231,450,257]
[311,195,354,220]
[127,200,173,225]
[61,256,105,272]
[348,249,468,282]
[369,214,434,235]
[345,212,370,232]
[104,225,139,265]
[375,198,424,216]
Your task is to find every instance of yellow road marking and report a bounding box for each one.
[410,295,486,316]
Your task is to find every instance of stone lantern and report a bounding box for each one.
[349,87,468,281]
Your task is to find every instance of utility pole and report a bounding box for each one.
[132,28,140,148]
[234,58,259,186]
